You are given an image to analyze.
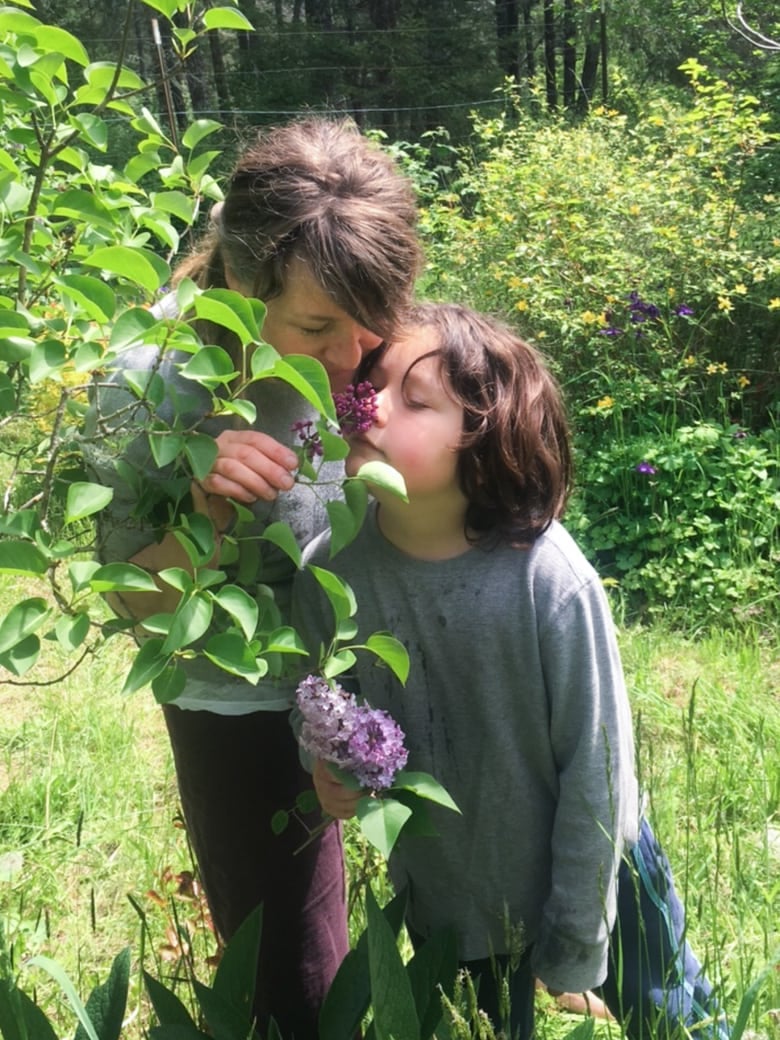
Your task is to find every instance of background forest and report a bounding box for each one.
[0,1,778,1039]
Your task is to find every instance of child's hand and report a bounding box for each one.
[313,759,362,819]
[200,430,299,503]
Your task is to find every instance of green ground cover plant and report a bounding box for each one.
[1,621,777,1039]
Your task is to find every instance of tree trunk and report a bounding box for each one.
[521,0,535,83]
[543,0,557,110]
[208,24,232,121]
[579,39,600,109]
[562,0,576,108]
[496,0,520,82]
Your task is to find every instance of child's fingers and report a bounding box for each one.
[201,430,299,502]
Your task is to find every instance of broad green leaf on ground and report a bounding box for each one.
[366,886,419,1040]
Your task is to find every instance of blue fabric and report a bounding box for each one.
[598,818,730,1040]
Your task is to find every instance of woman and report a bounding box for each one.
[85,116,422,1038]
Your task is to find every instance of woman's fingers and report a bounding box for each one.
[201,430,300,502]
[313,759,362,819]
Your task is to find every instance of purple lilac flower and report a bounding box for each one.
[333,381,378,435]
[635,461,657,476]
[295,675,408,791]
[344,706,408,790]
[291,420,324,461]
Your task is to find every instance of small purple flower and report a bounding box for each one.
[675,304,694,317]
[598,326,624,337]
[291,420,324,461]
[295,675,408,792]
[635,461,657,476]
[333,381,378,436]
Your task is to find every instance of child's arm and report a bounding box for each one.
[532,577,639,995]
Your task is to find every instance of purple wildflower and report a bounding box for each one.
[291,420,324,461]
[675,304,694,317]
[635,461,657,476]
[333,381,378,436]
[598,326,624,337]
[295,675,408,792]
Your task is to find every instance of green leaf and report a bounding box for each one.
[181,120,222,150]
[392,771,461,814]
[0,635,40,676]
[120,638,170,696]
[325,499,360,557]
[271,356,336,421]
[74,947,130,1040]
[203,632,265,683]
[308,565,357,622]
[352,461,408,501]
[357,795,413,859]
[270,810,289,835]
[65,482,114,524]
[407,927,459,1037]
[192,978,254,1040]
[364,632,410,684]
[192,289,261,345]
[321,649,356,678]
[152,664,187,704]
[89,563,159,594]
[149,429,185,468]
[365,885,419,1040]
[212,904,262,1020]
[0,541,48,576]
[161,594,213,655]
[184,433,219,481]
[69,112,107,150]
[57,274,116,322]
[249,343,279,377]
[265,626,307,654]
[0,597,49,653]
[202,7,254,30]
[214,585,258,641]
[29,339,66,383]
[179,346,238,386]
[0,982,59,1040]
[150,190,196,224]
[143,970,197,1029]
[53,612,90,652]
[261,522,302,567]
[34,24,89,65]
[84,246,169,296]
[25,956,100,1040]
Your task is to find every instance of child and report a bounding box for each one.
[293,301,640,1038]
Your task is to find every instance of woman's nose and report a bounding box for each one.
[328,326,382,371]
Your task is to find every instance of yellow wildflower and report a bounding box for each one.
[581,310,601,325]
[507,275,522,290]
[515,300,529,312]
[734,283,748,295]
[683,355,696,367]
[737,375,750,389]
[597,396,614,409]
[717,296,734,312]
[769,298,780,310]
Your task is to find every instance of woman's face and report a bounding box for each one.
[227,258,382,392]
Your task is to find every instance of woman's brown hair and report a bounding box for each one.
[173,117,422,348]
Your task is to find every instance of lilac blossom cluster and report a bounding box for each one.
[333,381,378,435]
[296,675,408,791]
[291,419,324,462]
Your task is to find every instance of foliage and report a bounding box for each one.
[411,65,779,627]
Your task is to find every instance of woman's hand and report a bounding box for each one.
[313,759,362,820]
[200,430,300,503]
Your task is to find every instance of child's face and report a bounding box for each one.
[345,325,466,508]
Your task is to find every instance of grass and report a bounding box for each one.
[0,600,778,1040]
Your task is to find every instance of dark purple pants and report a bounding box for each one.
[163,704,349,1040]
